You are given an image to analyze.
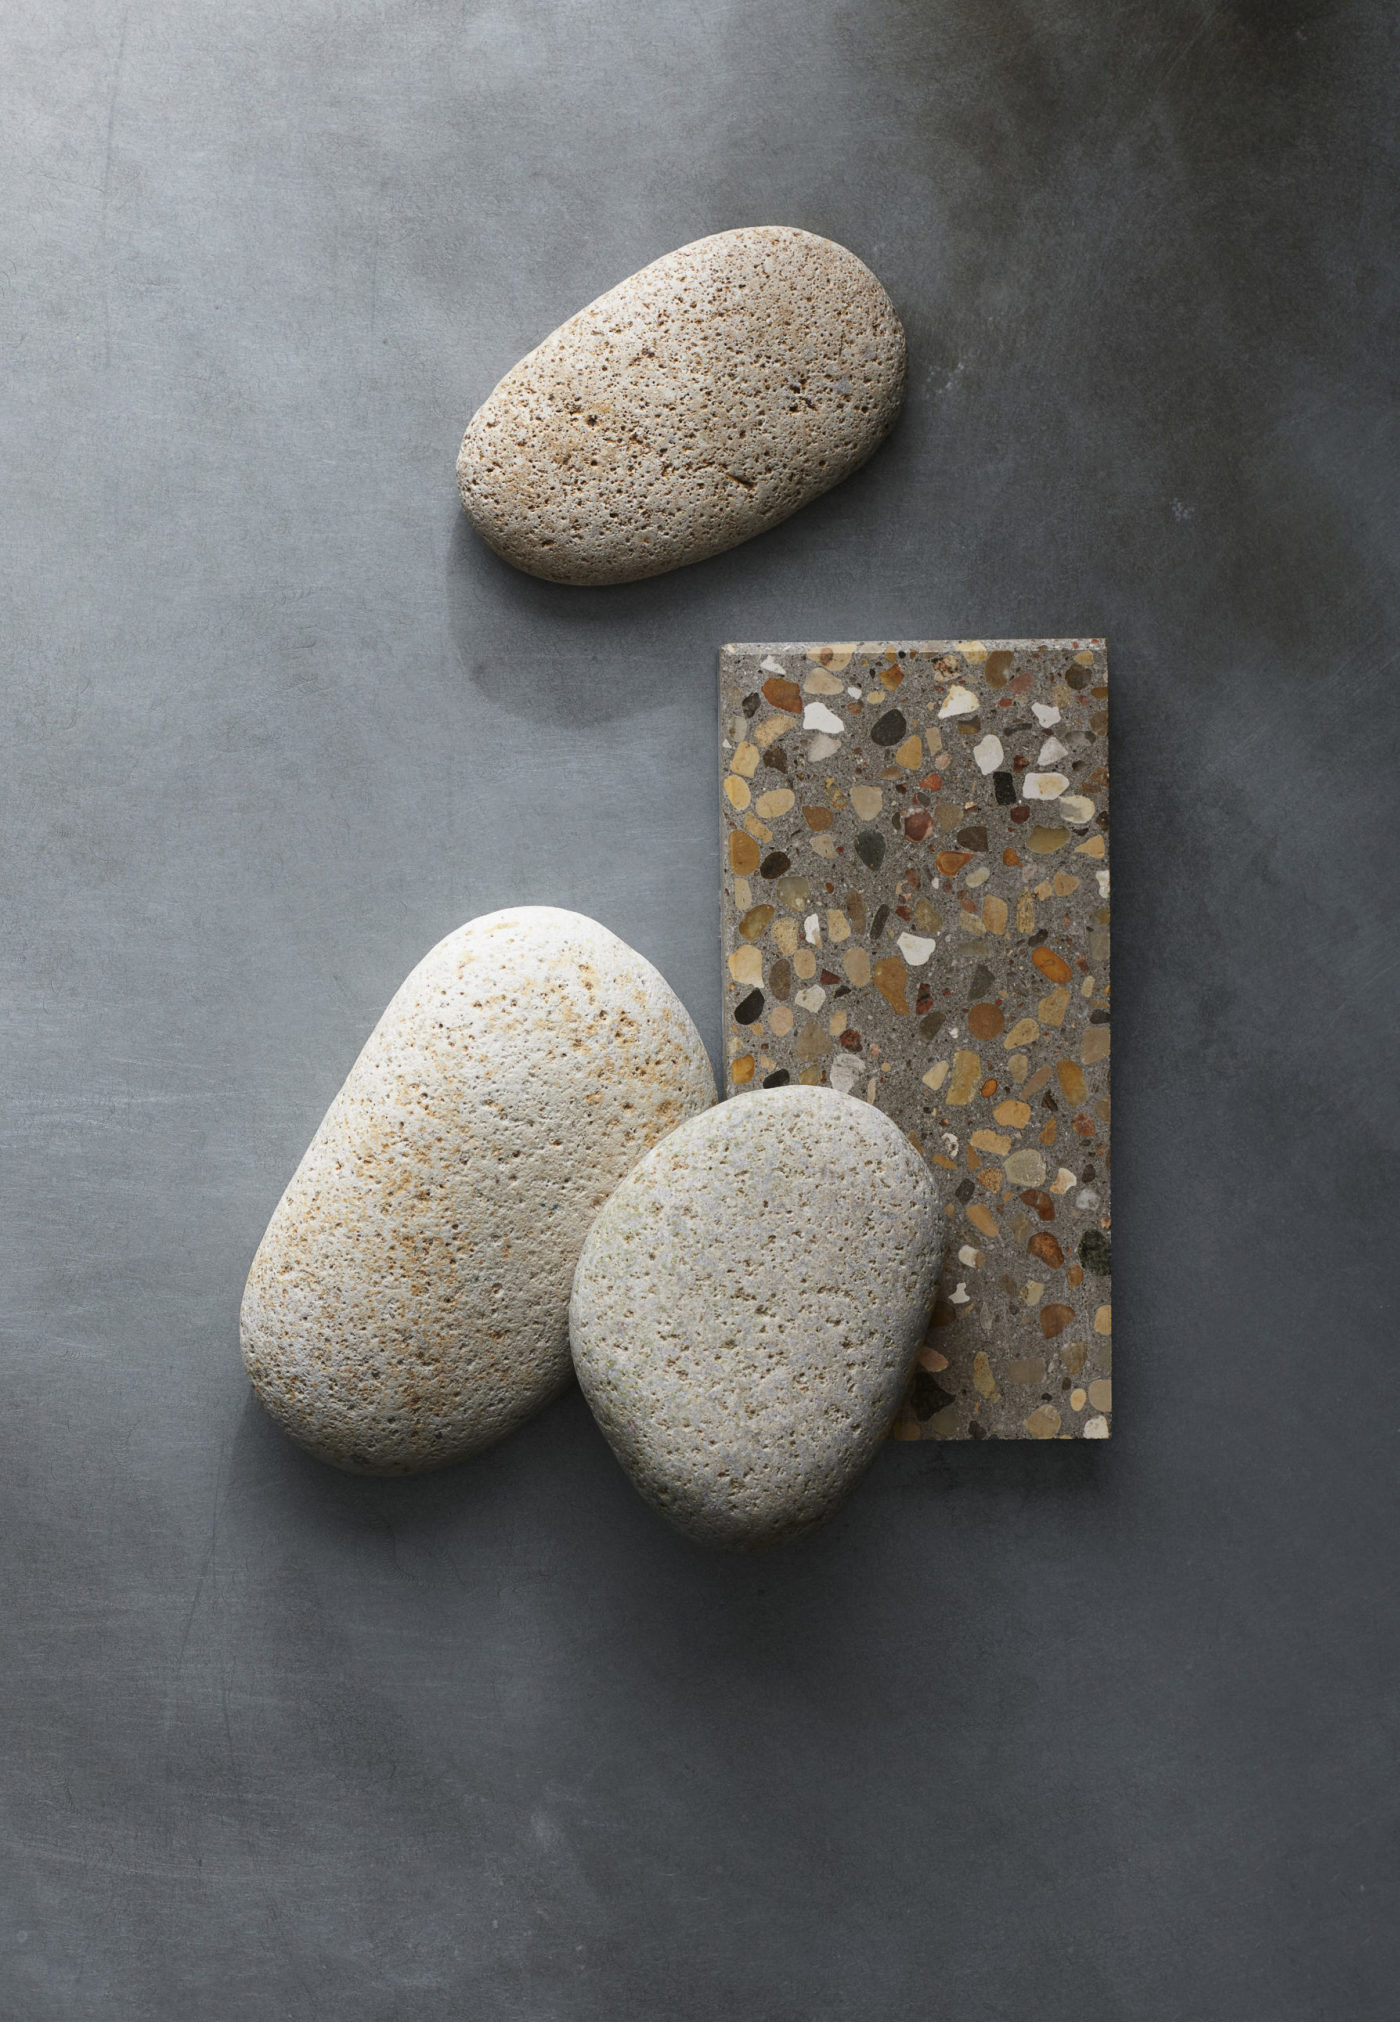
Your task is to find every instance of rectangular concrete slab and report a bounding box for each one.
[718,641,1112,1440]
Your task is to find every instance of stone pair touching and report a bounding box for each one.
[240,910,945,1548]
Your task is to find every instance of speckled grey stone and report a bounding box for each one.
[241,908,715,1474]
[570,1087,944,1548]
[456,226,905,585]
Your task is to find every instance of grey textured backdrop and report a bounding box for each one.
[2,2,1397,2016]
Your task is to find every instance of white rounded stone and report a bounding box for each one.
[570,1087,944,1549]
[457,226,905,586]
[241,908,715,1474]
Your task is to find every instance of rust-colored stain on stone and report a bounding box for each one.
[241,908,715,1474]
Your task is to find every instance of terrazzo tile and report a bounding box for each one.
[718,641,1113,1441]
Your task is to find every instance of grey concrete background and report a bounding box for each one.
[2,1,1396,2015]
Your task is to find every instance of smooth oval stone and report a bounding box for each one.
[241,908,715,1474]
[457,226,905,586]
[570,1087,944,1548]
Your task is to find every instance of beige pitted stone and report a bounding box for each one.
[241,909,715,1474]
[570,1087,944,1549]
[456,226,905,586]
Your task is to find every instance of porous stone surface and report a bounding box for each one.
[570,1087,944,1548]
[241,908,715,1474]
[456,226,905,586]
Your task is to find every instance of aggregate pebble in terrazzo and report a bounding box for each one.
[718,641,1113,1441]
